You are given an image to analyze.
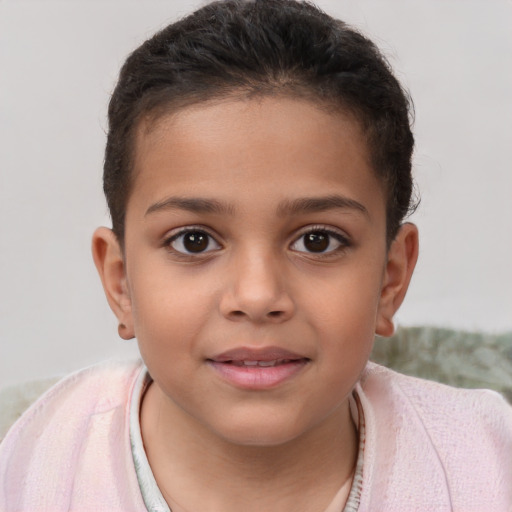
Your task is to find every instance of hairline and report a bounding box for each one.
[114,88,401,252]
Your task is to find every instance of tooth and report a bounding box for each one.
[258,360,277,367]
[243,361,259,366]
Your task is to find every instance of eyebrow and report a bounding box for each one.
[277,195,369,217]
[145,197,235,216]
[145,194,368,218]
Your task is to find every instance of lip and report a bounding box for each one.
[207,346,310,390]
[210,346,306,363]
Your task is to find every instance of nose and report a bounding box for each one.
[219,249,295,324]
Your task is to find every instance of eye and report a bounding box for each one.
[167,229,221,254]
[290,228,349,254]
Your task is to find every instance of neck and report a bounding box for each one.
[141,383,358,512]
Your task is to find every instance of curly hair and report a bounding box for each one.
[104,0,417,245]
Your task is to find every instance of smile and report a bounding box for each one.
[228,359,297,367]
[207,347,310,389]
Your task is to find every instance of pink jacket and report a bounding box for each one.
[1,360,511,511]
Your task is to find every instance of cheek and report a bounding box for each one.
[304,262,384,327]
[127,266,216,358]
[302,262,383,363]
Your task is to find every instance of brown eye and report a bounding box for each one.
[169,229,220,254]
[290,229,349,254]
[184,231,209,252]
[303,232,329,252]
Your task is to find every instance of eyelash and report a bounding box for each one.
[163,225,351,258]
[164,226,221,258]
[290,225,351,257]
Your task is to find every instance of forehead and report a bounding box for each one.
[128,97,385,223]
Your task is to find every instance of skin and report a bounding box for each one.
[93,97,418,512]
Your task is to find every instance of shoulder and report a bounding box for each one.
[3,359,144,434]
[358,363,512,510]
[362,362,512,431]
[0,359,146,511]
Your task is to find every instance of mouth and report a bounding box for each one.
[207,347,310,389]
[223,358,304,367]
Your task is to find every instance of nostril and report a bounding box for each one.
[228,309,284,320]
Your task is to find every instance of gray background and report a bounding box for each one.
[1,0,511,388]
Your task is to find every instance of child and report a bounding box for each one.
[1,0,511,510]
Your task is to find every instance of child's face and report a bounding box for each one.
[95,97,416,445]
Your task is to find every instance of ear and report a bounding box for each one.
[92,227,135,340]
[375,223,419,337]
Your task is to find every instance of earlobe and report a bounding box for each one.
[375,223,419,337]
[91,227,135,340]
